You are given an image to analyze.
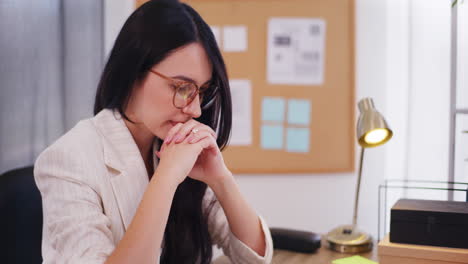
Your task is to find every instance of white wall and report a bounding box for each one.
[407,0,451,187]
[455,0,468,186]
[385,0,409,185]
[382,0,454,236]
[103,0,134,57]
[457,1,468,110]
[385,0,451,189]
[382,1,410,231]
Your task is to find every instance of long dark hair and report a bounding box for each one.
[94,1,232,263]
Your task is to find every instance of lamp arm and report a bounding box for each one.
[352,147,365,227]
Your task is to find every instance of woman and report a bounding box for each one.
[34,0,273,263]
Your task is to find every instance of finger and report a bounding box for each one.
[188,122,216,139]
[165,122,184,144]
[194,135,218,155]
[198,124,217,139]
[173,119,200,143]
[187,125,216,142]
[185,130,212,144]
[175,122,217,144]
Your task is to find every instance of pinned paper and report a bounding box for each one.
[267,18,326,85]
[262,97,285,122]
[287,99,311,125]
[332,255,378,264]
[261,125,283,150]
[286,128,309,153]
[229,79,252,146]
[223,25,248,52]
[210,26,221,46]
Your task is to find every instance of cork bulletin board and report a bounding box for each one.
[136,0,356,174]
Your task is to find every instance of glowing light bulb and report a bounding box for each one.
[364,128,389,145]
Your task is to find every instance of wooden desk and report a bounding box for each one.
[214,240,378,264]
[378,234,468,264]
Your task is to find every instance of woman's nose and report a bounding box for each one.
[182,95,202,118]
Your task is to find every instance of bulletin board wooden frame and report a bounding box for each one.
[138,0,356,174]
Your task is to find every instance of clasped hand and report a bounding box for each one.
[155,119,231,187]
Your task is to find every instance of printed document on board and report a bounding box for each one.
[267,18,326,86]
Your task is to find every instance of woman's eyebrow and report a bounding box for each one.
[172,75,211,86]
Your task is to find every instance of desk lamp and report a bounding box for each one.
[326,97,393,253]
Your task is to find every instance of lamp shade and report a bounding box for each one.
[357,98,393,148]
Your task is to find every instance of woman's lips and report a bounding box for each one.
[169,121,182,127]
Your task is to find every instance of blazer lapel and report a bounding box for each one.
[92,109,159,231]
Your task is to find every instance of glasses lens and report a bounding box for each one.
[200,85,219,109]
[174,83,197,108]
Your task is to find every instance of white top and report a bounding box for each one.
[34,109,273,264]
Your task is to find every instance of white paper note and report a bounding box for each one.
[210,25,221,47]
[267,18,326,85]
[223,25,248,52]
[229,79,252,146]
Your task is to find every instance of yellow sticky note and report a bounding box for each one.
[332,255,378,264]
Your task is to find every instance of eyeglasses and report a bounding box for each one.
[150,69,218,110]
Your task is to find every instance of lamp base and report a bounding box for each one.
[325,225,373,253]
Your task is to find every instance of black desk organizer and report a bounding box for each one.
[390,198,468,249]
[377,179,468,242]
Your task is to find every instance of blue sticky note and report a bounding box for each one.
[262,97,285,122]
[286,128,310,153]
[261,125,283,149]
[287,99,311,125]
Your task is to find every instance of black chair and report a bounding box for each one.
[0,166,43,264]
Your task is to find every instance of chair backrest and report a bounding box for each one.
[0,166,43,264]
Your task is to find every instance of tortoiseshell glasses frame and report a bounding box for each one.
[150,69,217,110]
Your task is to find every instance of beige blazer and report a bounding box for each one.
[34,109,273,264]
